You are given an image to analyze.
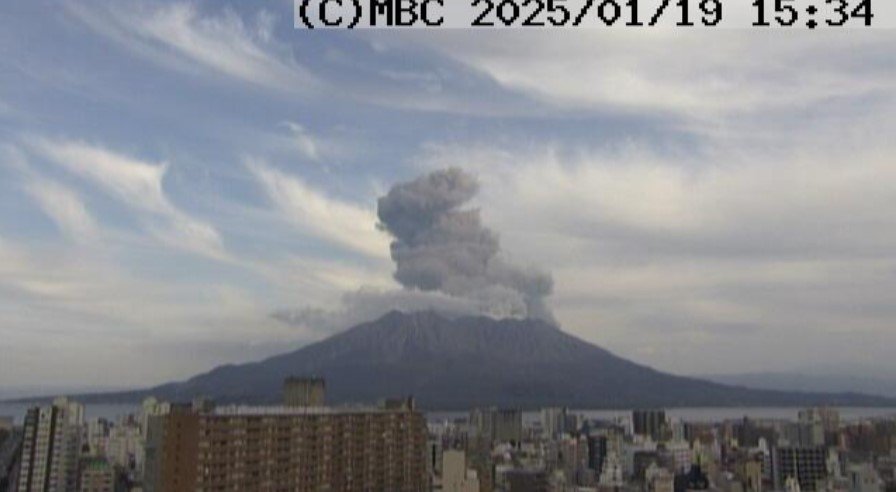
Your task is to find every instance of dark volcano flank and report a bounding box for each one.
[65,311,896,410]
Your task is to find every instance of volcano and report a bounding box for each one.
[94,311,895,410]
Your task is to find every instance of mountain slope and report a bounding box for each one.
[95,311,895,409]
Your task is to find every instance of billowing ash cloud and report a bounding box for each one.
[377,168,553,320]
[273,168,554,333]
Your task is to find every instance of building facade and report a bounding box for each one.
[774,446,828,492]
[16,398,84,492]
[442,450,480,492]
[633,409,667,442]
[471,408,523,445]
[143,403,427,491]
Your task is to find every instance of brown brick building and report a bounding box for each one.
[144,404,428,492]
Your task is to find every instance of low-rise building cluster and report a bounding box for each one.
[429,407,895,492]
[2,385,895,492]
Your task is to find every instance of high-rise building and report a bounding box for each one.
[541,407,569,439]
[16,397,84,492]
[84,419,109,458]
[139,397,170,440]
[470,408,522,445]
[633,409,667,442]
[494,409,523,444]
[283,377,326,407]
[587,435,608,473]
[106,423,141,473]
[799,408,841,447]
[469,408,492,442]
[143,401,427,491]
[1,427,23,492]
[773,446,828,492]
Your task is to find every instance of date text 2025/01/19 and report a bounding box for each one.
[468,0,874,28]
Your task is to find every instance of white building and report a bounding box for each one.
[85,418,110,457]
[441,450,480,492]
[139,397,170,439]
[107,423,143,471]
[16,397,84,492]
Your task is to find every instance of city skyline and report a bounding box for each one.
[3,0,896,392]
[9,387,895,492]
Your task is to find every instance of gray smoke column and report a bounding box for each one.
[377,167,554,320]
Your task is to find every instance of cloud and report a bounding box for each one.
[420,140,896,262]
[280,121,320,161]
[0,238,131,320]
[248,160,390,259]
[0,233,302,388]
[391,31,896,117]
[0,144,31,174]
[377,167,554,320]
[67,1,316,92]
[26,179,100,244]
[28,138,227,260]
[3,145,100,245]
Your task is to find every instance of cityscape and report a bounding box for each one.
[2,379,896,491]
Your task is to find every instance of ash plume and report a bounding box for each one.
[377,168,553,321]
[273,168,554,333]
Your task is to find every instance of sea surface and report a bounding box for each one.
[2,403,896,426]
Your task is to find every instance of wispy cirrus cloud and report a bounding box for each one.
[28,138,227,261]
[0,232,305,388]
[280,121,321,162]
[2,145,100,245]
[248,159,390,260]
[26,179,100,245]
[66,1,316,93]
[421,139,896,259]
[393,31,896,118]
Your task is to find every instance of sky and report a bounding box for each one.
[1,0,896,393]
